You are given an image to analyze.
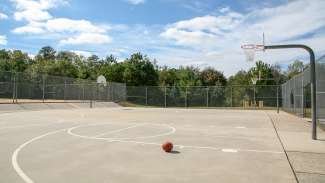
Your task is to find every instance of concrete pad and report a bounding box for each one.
[266,111,325,183]
[0,104,24,111]
[19,103,52,110]
[287,152,325,175]
[1,108,323,183]
[45,103,75,110]
[296,173,325,183]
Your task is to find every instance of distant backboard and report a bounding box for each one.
[97,75,107,86]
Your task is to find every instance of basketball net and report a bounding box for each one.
[241,44,264,62]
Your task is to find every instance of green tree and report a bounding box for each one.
[123,53,158,86]
[10,50,30,72]
[200,67,227,86]
[0,49,12,71]
[36,46,56,61]
[248,61,275,85]
[287,60,304,79]
[176,66,202,86]
[159,67,178,86]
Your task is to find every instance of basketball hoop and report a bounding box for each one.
[251,78,258,85]
[97,75,107,86]
[241,44,265,62]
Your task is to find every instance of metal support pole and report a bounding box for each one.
[253,86,256,109]
[302,78,304,117]
[145,87,148,106]
[277,85,279,114]
[15,78,18,103]
[64,80,67,101]
[231,86,233,107]
[164,87,167,108]
[264,44,317,140]
[185,87,188,108]
[206,87,209,108]
[42,76,45,103]
[90,86,93,108]
[293,77,297,114]
[12,74,16,104]
[82,84,85,101]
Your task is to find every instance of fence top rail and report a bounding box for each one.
[127,85,281,88]
[0,70,126,86]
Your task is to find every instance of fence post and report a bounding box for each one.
[164,87,167,108]
[64,79,67,101]
[185,87,188,108]
[231,86,233,107]
[90,85,93,108]
[253,86,256,109]
[206,87,209,108]
[293,77,297,114]
[42,75,45,103]
[301,75,305,118]
[277,85,279,114]
[82,83,85,101]
[12,73,16,104]
[145,87,148,106]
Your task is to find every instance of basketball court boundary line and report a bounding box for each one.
[67,124,284,154]
[12,128,68,183]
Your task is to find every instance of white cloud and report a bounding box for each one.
[0,35,7,45]
[0,12,8,19]
[161,27,218,46]
[13,22,46,34]
[126,0,145,5]
[46,18,107,33]
[161,13,244,47]
[159,0,325,76]
[11,0,112,46]
[14,9,52,22]
[11,0,67,22]
[60,33,112,45]
[71,50,93,57]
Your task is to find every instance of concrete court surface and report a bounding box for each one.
[0,107,324,183]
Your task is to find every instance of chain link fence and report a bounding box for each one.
[0,71,126,104]
[282,55,325,121]
[126,85,281,109]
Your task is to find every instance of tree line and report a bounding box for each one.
[0,46,306,86]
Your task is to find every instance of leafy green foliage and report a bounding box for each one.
[0,46,292,88]
[287,60,305,79]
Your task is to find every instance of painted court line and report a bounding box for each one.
[69,123,176,140]
[93,123,146,138]
[12,128,68,183]
[67,125,283,154]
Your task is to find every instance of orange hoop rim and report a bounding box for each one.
[241,44,265,51]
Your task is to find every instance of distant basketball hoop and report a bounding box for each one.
[97,75,107,86]
[241,44,265,62]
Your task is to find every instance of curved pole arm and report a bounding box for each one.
[264,44,317,140]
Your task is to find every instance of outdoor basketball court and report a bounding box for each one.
[1,107,324,183]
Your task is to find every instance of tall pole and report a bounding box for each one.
[302,78,305,117]
[185,87,188,108]
[206,87,209,108]
[64,79,67,101]
[254,86,256,108]
[12,73,16,104]
[164,87,167,108]
[42,76,45,103]
[230,86,233,107]
[145,87,148,106]
[277,85,279,114]
[264,44,317,140]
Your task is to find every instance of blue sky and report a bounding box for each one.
[0,0,325,76]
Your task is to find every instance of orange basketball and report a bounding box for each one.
[162,141,173,152]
